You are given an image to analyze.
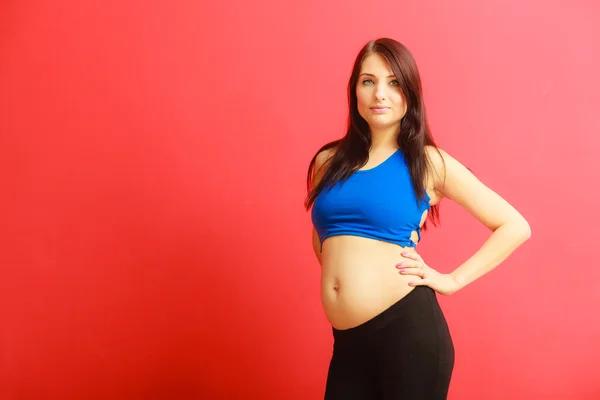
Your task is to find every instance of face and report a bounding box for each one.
[356,53,407,132]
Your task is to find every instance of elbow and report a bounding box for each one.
[515,217,532,243]
[524,220,532,240]
[497,215,531,243]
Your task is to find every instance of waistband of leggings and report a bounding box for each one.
[331,286,433,341]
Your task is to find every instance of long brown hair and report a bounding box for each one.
[304,38,443,229]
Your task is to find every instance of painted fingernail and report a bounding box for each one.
[408,282,414,286]
[396,263,403,267]
[399,269,406,273]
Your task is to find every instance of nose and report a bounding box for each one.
[375,82,386,100]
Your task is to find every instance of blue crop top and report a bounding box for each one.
[311,148,431,252]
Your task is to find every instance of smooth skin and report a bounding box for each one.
[313,53,531,330]
[397,145,531,295]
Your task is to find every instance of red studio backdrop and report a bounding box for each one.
[1,1,599,399]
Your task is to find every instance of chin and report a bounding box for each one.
[367,118,399,130]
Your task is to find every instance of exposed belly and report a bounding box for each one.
[320,235,424,330]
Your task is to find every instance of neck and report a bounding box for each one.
[369,124,401,150]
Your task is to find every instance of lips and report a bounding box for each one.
[371,106,390,113]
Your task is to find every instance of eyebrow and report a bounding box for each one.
[359,73,396,78]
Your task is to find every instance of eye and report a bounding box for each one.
[390,80,400,86]
[362,79,374,85]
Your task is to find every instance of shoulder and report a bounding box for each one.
[424,145,447,194]
[424,144,491,203]
[425,145,530,233]
[424,145,479,203]
[315,147,336,168]
[424,145,445,169]
[312,147,336,186]
[425,144,476,192]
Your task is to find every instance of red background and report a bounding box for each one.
[1,0,599,399]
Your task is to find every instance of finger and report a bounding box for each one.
[399,269,423,276]
[398,266,427,277]
[404,253,425,265]
[396,261,423,269]
[401,251,418,260]
[409,279,428,287]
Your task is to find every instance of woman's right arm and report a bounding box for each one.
[312,228,322,265]
[309,148,334,266]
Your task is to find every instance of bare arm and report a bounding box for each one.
[427,146,532,289]
[312,228,322,265]
[309,148,335,266]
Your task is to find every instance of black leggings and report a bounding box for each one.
[324,286,455,400]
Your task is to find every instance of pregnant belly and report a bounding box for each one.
[320,236,424,330]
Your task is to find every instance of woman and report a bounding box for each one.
[305,38,531,399]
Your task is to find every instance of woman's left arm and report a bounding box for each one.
[430,146,532,290]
